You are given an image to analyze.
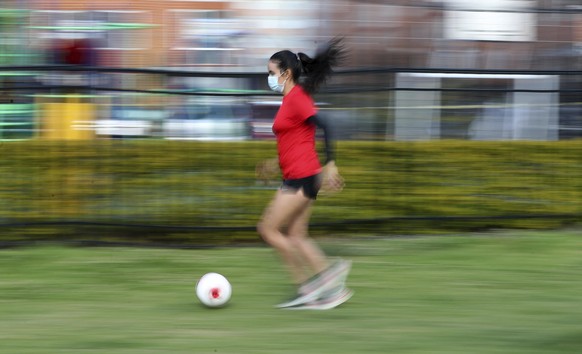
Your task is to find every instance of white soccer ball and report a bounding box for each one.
[196,272,232,308]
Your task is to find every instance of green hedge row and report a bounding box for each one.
[1,140,580,244]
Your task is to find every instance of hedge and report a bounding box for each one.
[0,140,580,245]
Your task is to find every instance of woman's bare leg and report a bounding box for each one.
[257,189,312,284]
[286,200,329,276]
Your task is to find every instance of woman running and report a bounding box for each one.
[257,38,352,310]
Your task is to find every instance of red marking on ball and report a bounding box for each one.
[210,288,221,299]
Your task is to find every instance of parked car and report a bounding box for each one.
[163,98,251,141]
[95,105,162,138]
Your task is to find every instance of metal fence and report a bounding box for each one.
[1,65,581,141]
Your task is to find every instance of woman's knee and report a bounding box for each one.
[287,229,307,248]
[287,222,308,240]
[257,221,276,243]
[256,221,267,237]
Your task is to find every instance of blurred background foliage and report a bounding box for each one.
[1,140,580,245]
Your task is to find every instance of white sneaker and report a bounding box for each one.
[298,259,352,295]
[276,259,352,309]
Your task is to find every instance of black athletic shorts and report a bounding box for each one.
[281,174,322,200]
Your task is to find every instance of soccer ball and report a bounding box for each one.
[196,272,232,308]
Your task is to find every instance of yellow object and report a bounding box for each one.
[38,95,95,140]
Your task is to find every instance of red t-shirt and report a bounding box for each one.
[272,85,321,180]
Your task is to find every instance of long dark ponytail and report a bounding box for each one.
[269,37,346,95]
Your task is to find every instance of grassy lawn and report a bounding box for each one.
[1,230,581,353]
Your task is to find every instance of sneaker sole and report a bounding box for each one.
[274,289,324,308]
[285,288,354,310]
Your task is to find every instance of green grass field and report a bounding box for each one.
[1,230,581,354]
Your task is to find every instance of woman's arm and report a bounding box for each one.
[307,114,334,164]
[307,114,344,192]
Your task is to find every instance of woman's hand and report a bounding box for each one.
[321,161,345,194]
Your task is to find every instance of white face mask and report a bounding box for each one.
[268,74,286,93]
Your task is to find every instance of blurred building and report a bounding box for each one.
[0,0,574,70]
